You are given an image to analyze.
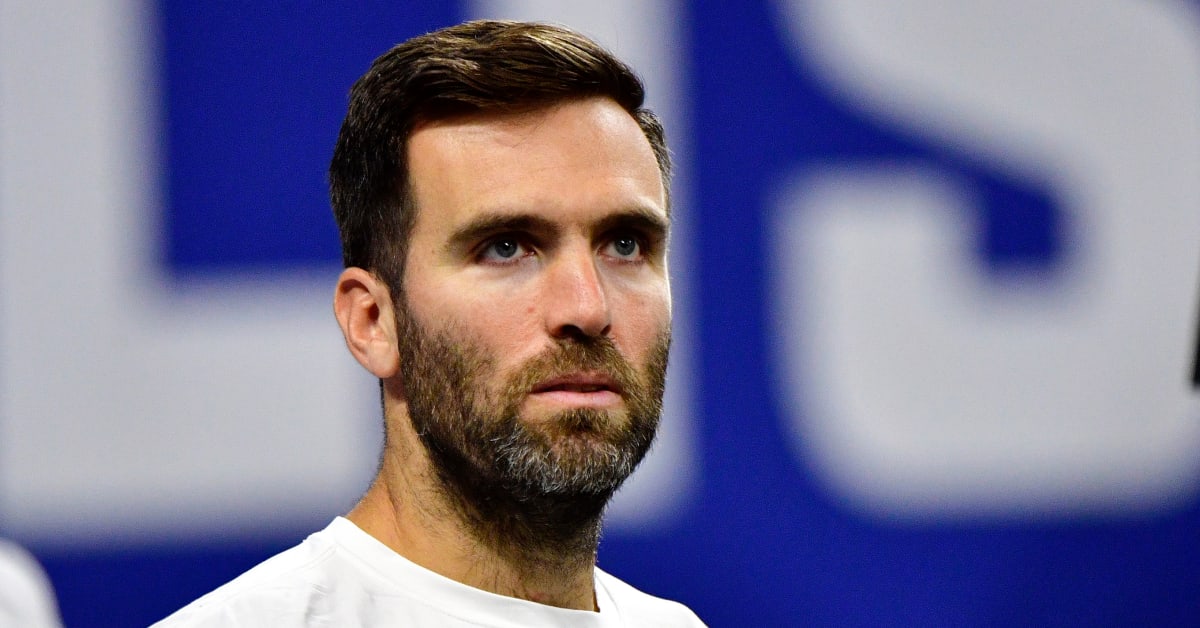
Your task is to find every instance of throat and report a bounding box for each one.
[429,442,609,567]
[420,449,603,610]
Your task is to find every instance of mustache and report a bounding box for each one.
[504,336,641,398]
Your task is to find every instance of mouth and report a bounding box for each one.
[532,371,622,394]
[527,372,624,410]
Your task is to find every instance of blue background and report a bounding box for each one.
[26,2,1200,626]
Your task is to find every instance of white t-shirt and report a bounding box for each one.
[154,517,705,627]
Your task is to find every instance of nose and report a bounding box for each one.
[544,246,612,340]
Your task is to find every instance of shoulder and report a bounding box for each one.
[595,568,706,627]
[152,522,348,628]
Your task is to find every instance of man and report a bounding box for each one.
[156,20,704,627]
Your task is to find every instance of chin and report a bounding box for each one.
[525,407,630,439]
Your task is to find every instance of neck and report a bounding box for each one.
[347,413,603,611]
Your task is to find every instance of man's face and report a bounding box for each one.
[397,97,672,512]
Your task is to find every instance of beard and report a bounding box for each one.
[394,300,669,557]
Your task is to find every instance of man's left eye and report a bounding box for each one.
[607,236,641,259]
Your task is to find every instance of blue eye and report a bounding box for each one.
[479,237,530,264]
[613,236,638,257]
[605,234,644,260]
[491,239,519,258]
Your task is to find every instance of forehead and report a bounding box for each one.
[404,97,667,235]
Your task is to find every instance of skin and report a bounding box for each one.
[332,97,671,611]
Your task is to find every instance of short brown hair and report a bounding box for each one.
[328,20,671,291]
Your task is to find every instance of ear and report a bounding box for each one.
[334,267,400,378]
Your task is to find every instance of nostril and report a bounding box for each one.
[556,323,591,341]
[555,320,613,339]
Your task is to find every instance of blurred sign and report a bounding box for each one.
[773,0,1200,517]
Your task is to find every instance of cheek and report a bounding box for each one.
[612,285,672,358]
[457,299,543,361]
[408,269,542,352]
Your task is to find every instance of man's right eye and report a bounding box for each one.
[478,237,531,264]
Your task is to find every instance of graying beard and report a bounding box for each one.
[489,413,644,497]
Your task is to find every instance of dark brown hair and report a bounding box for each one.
[328,20,671,291]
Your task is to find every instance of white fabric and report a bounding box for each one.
[0,540,61,628]
[154,517,705,627]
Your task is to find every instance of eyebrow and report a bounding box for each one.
[446,207,670,252]
[447,213,558,252]
[594,208,671,242]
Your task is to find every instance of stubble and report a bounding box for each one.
[394,300,670,563]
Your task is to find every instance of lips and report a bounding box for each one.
[530,372,623,395]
